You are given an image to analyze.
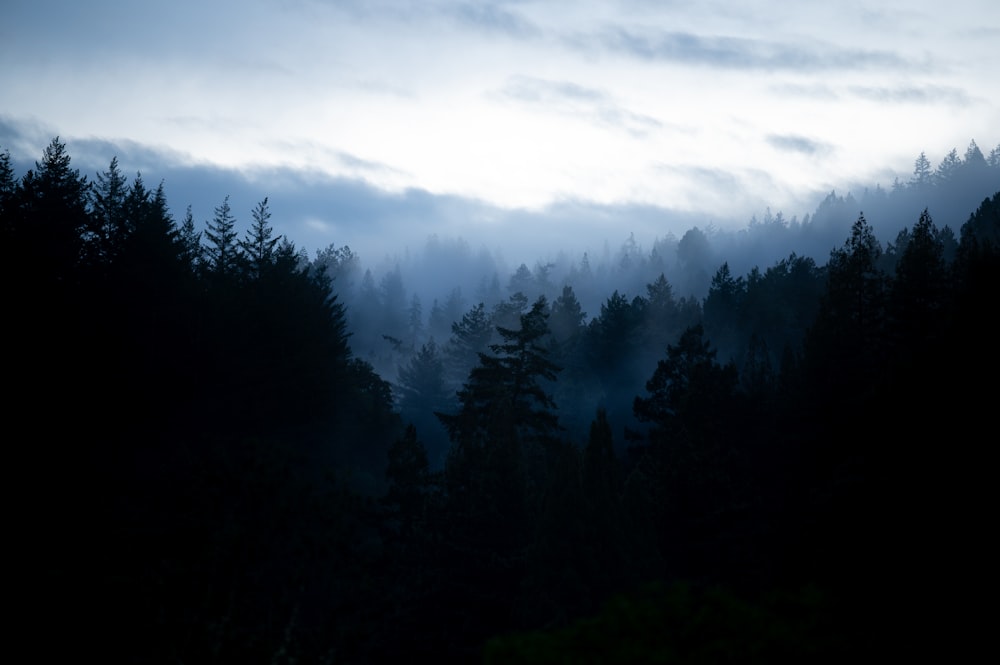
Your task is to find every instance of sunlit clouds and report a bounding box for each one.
[2,0,997,254]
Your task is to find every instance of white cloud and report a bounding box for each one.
[2,0,997,232]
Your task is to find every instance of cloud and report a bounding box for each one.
[847,85,972,105]
[581,27,915,72]
[448,2,542,38]
[766,134,833,156]
[768,83,840,100]
[499,75,664,137]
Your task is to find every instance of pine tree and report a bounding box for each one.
[88,156,129,264]
[549,285,586,344]
[911,151,933,188]
[0,148,18,239]
[440,296,561,451]
[239,197,280,279]
[444,302,493,389]
[633,324,738,446]
[203,195,239,277]
[19,137,90,282]
[934,148,961,184]
[890,209,947,345]
[177,205,202,271]
[438,296,561,559]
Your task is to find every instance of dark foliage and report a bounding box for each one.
[5,136,996,662]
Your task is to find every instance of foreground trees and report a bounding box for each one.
[4,136,996,662]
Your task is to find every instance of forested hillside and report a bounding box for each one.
[3,138,997,662]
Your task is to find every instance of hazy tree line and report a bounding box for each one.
[3,138,997,662]
[318,140,997,368]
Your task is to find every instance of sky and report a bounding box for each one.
[2,0,998,263]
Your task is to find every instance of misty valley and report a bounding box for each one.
[4,139,998,662]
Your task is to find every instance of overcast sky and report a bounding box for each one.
[2,0,998,261]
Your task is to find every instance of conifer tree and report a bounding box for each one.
[911,151,933,188]
[0,148,18,240]
[177,205,202,271]
[203,195,239,277]
[444,302,493,388]
[440,296,561,451]
[238,197,280,280]
[88,156,128,263]
[549,284,586,344]
[20,137,90,282]
[890,209,947,347]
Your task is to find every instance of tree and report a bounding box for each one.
[19,137,90,283]
[203,195,239,277]
[988,144,1000,169]
[0,148,19,243]
[803,211,891,433]
[583,407,620,501]
[508,263,535,298]
[890,209,947,352]
[87,156,129,264]
[632,324,743,576]
[815,212,887,354]
[676,227,712,296]
[406,294,423,348]
[440,296,561,451]
[239,197,280,279]
[444,302,494,390]
[177,205,202,271]
[702,262,745,359]
[383,424,433,536]
[313,242,360,297]
[549,284,586,344]
[934,148,961,184]
[397,339,452,467]
[634,324,738,446]
[438,296,562,570]
[911,151,933,188]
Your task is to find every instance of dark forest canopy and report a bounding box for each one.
[3,137,998,662]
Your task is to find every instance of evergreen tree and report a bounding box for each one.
[239,197,280,279]
[177,205,202,271]
[203,195,239,277]
[19,137,90,283]
[633,324,739,447]
[808,212,888,380]
[87,156,129,264]
[911,151,933,188]
[440,296,561,452]
[987,144,1000,169]
[383,424,433,536]
[508,263,535,298]
[406,294,423,348]
[632,324,744,578]
[0,148,19,244]
[935,148,961,184]
[891,209,947,337]
[439,297,561,546]
[549,284,586,344]
[397,339,452,467]
[444,302,493,389]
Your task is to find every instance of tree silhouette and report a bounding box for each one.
[805,212,888,396]
[239,197,281,279]
[88,156,128,264]
[397,338,452,467]
[203,194,239,277]
[19,137,90,284]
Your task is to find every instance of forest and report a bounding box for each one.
[3,137,998,663]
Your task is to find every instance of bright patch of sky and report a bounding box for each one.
[2,0,998,239]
